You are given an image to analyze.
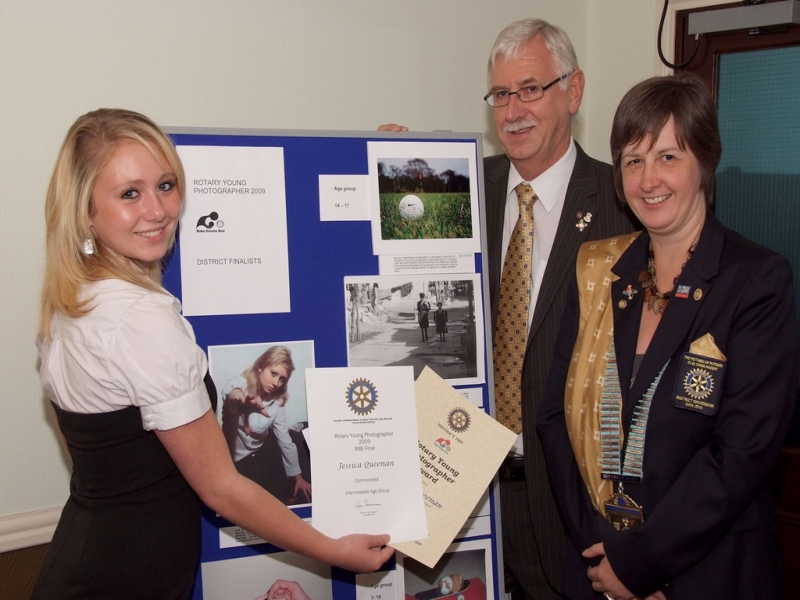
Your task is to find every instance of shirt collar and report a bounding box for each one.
[507,138,577,213]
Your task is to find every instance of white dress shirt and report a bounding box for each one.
[501,138,577,327]
[500,139,577,453]
[221,375,302,477]
[39,279,211,432]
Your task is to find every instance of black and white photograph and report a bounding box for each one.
[397,540,493,600]
[345,274,485,386]
[368,141,481,256]
[208,341,315,507]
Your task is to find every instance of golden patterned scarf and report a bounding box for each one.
[565,233,641,514]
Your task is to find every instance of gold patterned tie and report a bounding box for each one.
[494,183,536,433]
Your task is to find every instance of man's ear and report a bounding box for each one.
[568,70,585,116]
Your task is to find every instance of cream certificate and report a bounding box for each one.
[393,367,517,567]
[306,366,428,543]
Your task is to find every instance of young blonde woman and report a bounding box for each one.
[34,108,392,599]
[222,345,312,504]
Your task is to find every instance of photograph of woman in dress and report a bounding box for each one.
[433,302,448,342]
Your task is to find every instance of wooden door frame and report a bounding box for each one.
[659,0,741,74]
[674,0,800,93]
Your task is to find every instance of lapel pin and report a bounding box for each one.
[693,288,703,301]
[576,212,593,232]
[618,300,627,309]
[675,284,691,299]
[623,285,637,300]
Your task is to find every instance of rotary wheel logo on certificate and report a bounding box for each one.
[346,379,379,415]
[447,408,470,432]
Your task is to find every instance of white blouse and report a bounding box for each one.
[38,279,211,432]
[222,375,301,477]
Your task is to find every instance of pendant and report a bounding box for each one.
[604,485,645,531]
[651,295,667,315]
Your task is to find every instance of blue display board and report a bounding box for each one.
[162,128,499,600]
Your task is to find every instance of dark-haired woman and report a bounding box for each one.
[538,74,798,599]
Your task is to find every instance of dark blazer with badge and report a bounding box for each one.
[484,143,639,594]
[537,210,799,599]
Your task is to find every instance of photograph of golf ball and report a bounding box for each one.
[376,157,472,241]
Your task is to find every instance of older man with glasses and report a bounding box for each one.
[382,18,639,600]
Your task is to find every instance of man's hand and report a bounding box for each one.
[377,124,408,132]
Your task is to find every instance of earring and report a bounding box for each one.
[83,237,95,255]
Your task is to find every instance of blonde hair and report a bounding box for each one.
[39,109,185,339]
[242,346,296,407]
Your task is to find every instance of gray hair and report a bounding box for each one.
[487,19,579,89]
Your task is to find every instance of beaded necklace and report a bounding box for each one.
[638,241,697,315]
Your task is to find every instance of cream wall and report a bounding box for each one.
[0,0,667,547]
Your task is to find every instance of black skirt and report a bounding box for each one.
[32,403,201,600]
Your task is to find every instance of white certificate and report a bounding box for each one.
[306,367,428,544]
[177,145,290,317]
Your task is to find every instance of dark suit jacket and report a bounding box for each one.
[538,211,799,598]
[484,144,639,591]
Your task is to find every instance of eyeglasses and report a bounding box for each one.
[483,73,572,107]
